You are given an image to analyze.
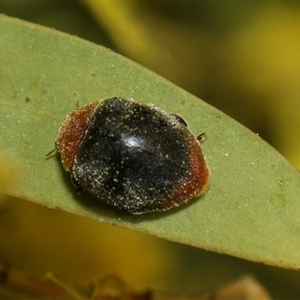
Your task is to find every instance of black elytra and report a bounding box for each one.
[55,97,209,214]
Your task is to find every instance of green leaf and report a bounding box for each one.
[1,15,300,269]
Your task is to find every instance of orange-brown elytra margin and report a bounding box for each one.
[166,137,210,209]
[55,102,98,172]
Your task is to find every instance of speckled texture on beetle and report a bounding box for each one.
[55,97,210,214]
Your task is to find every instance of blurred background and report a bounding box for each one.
[1,1,300,298]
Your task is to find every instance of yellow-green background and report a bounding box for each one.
[1,1,300,298]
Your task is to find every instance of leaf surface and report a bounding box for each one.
[1,15,300,269]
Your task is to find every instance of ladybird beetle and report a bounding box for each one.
[55,97,209,214]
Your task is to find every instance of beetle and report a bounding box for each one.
[54,97,209,214]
